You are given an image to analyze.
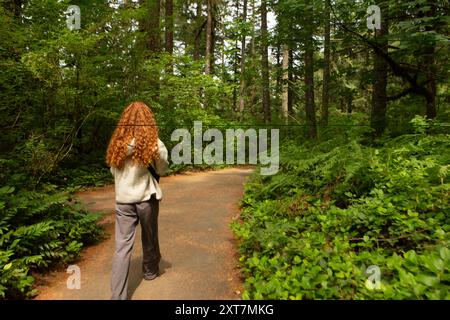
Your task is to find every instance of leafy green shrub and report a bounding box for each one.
[0,186,104,299]
[232,132,450,299]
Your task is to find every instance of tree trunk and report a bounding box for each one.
[250,0,256,57]
[247,0,256,112]
[370,1,389,137]
[347,95,353,114]
[165,0,174,74]
[4,0,22,18]
[205,0,214,75]
[140,0,161,101]
[193,2,202,60]
[210,3,216,75]
[424,49,437,119]
[321,0,331,126]
[14,0,22,17]
[221,33,226,82]
[281,44,289,124]
[261,0,271,123]
[275,42,281,94]
[238,0,248,116]
[304,26,317,139]
[424,1,437,119]
[288,48,294,115]
[146,0,161,53]
[74,55,83,153]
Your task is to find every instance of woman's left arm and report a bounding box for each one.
[155,139,169,176]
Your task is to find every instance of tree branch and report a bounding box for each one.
[329,2,433,103]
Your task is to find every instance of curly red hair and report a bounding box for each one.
[106,101,159,168]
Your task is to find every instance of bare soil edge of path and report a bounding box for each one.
[33,167,253,300]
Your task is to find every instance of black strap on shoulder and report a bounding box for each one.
[147,163,160,182]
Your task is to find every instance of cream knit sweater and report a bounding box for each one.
[110,138,169,204]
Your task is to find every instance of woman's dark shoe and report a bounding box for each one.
[144,270,159,281]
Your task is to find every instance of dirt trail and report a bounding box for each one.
[35,167,253,300]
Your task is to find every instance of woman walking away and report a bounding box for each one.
[106,101,169,300]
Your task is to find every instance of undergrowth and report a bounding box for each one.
[232,130,450,299]
[0,185,104,299]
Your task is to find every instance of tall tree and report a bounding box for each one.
[288,48,294,116]
[321,0,331,126]
[139,0,161,101]
[299,0,318,140]
[145,0,161,53]
[193,1,203,60]
[165,0,174,73]
[304,22,317,139]
[249,0,256,57]
[281,44,289,124]
[261,0,271,123]
[232,0,240,109]
[205,0,214,75]
[370,1,389,137]
[210,1,217,75]
[423,0,437,119]
[238,0,248,116]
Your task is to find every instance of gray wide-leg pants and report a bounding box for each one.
[111,195,161,300]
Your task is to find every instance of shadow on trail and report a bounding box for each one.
[128,258,172,298]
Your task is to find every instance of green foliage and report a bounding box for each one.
[0,187,104,299]
[51,164,113,189]
[232,132,450,299]
[0,0,448,301]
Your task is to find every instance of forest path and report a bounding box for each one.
[34,167,253,300]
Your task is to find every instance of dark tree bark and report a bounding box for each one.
[205,0,214,75]
[424,1,437,119]
[275,42,281,93]
[193,1,203,60]
[424,49,437,119]
[165,0,174,74]
[250,0,256,57]
[370,2,389,137]
[238,0,248,115]
[340,97,345,113]
[139,0,161,101]
[210,3,216,75]
[74,55,83,153]
[321,0,331,126]
[261,0,271,123]
[232,0,239,110]
[288,48,294,116]
[281,44,289,124]
[304,28,317,139]
[4,0,22,17]
[146,0,161,53]
[347,95,353,114]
